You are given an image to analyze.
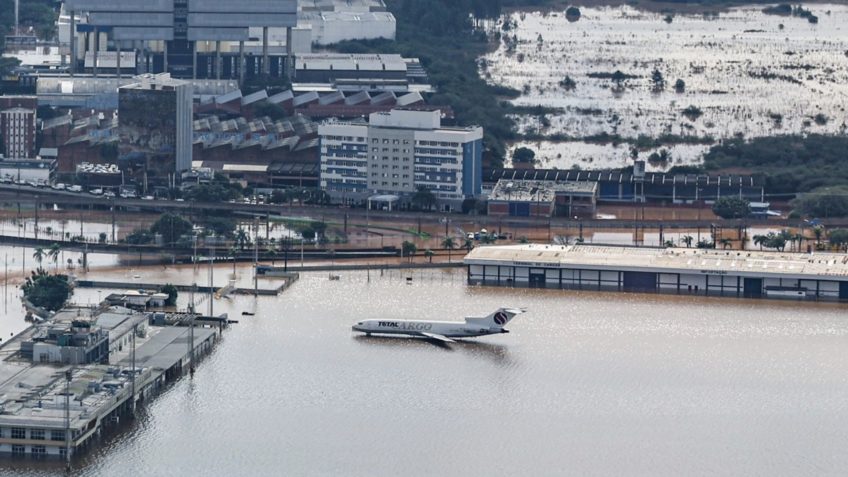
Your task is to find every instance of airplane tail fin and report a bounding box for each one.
[466,307,526,329]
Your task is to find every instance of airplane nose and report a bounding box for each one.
[501,329,510,333]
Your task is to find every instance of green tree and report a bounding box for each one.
[512,147,536,164]
[791,187,848,218]
[32,247,45,267]
[674,79,686,93]
[22,270,71,312]
[827,228,848,251]
[98,232,108,244]
[47,243,61,271]
[0,57,21,78]
[160,284,178,306]
[311,221,328,239]
[752,234,767,250]
[411,186,437,211]
[202,216,237,238]
[813,225,825,245]
[681,235,694,248]
[125,229,154,245]
[301,227,316,242]
[465,238,475,250]
[712,197,751,219]
[402,241,417,262]
[424,249,435,263]
[235,228,251,249]
[441,237,456,262]
[151,213,194,245]
[650,68,665,92]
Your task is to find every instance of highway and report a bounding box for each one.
[0,182,841,232]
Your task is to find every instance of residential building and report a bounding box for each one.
[319,108,483,208]
[0,107,36,158]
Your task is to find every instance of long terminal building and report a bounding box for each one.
[465,244,848,300]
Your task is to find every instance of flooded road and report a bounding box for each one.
[2,266,848,476]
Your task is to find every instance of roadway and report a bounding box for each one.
[0,182,840,232]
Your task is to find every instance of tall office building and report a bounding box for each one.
[0,108,36,159]
[118,74,193,185]
[319,109,483,208]
[65,0,297,79]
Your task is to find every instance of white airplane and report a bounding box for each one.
[351,307,526,343]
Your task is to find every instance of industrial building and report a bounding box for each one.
[319,108,483,208]
[485,168,766,204]
[487,179,598,218]
[63,0,298,81]
[465,244,848,301]
[117,73,193,183]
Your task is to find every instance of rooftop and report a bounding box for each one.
[489,180,598,202]
[465,244,848,279]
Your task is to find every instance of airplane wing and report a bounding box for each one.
[417,332,455,343]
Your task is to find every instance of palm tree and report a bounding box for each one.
[229,246,238,276]
[32,247,45,269]
[442,237,456,262]
[464,238,474,251]
[813,225,825,246]
[752,234,767,250]
[681,235,694,248]
[664,239,675,248]
[518,236,529,244]
[235,228,250,250]
[424,249,435,263]
[402,241,417,262]
[48,243,61,271]
[794,233,805,252]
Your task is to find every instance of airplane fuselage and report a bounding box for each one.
[352,319,506,339]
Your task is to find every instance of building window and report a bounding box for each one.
[51,430,65,441]
[11,445,24,456]
[11,428,25,439]
[31,445,46,458]
[30,429,45,440]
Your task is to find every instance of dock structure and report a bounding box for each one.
[464,244,848,300]
[0,306,221,458]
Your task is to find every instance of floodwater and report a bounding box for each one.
[483,4,848,169]
[2,266,848,476]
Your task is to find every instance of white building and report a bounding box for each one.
[465,244,848,301]
[319,109,483,207]
[299,11,396,46]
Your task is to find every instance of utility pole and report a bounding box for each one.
[64,368,72,471]
[111,199,116,243]
[253,217,259,296]
[189,284,196,376]
[208,245,214,317]
[131,323,136,415]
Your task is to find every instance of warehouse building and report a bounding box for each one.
[485,168,766,204]
[465,244,848,301]
[487,179,597,218]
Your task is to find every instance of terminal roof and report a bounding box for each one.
[465,244,848,278]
